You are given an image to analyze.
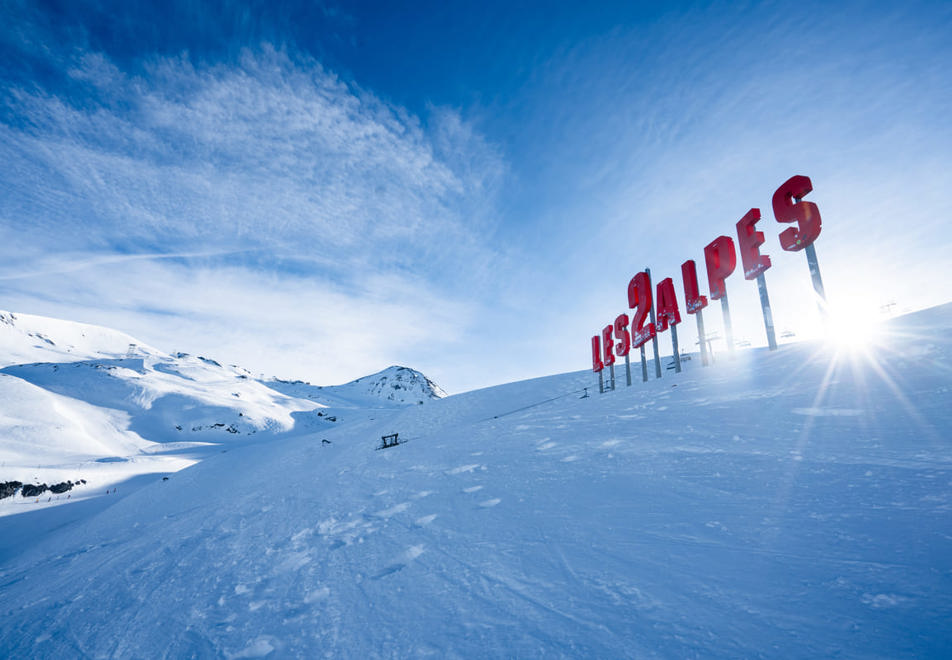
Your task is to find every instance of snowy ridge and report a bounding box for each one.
[0,305,949,657]
[0,309,161,368]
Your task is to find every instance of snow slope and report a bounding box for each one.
[0,313,449,520]
[0,305,950,657]
[0,313,323,515]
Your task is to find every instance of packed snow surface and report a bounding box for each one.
[1,305,950,657]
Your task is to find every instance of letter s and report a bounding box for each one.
[772,174,822,251]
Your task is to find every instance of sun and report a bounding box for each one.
[823,300,886,354]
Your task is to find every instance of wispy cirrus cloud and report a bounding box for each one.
[0,44,507,389]
[3,46,502,269]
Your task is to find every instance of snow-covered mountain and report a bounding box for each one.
[333,364,447,403]
[0,311,445,513]
[266,365,446,407]
[0,305,949,658]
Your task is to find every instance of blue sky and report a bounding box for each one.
[2,0,950,393]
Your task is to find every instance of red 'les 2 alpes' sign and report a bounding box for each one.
[591,175,826,387]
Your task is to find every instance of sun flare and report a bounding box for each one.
[824,305,885,354]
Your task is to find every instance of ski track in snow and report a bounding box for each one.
[0,305,951,657]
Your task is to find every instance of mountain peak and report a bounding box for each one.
[347,365,447,403]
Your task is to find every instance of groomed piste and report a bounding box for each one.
[0,305,950,658]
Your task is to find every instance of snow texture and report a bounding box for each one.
[0,305,950,658]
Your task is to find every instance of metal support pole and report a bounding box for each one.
[598,370,604,394]
[756,272,778,351]
[650,331,662,378]
[793,193,827,319]
[695,308,709,366]
[720,295,734,354]
[804,242,826,317]
[670,323,682,372]
[640,345,648,382]
[624,353,631,386]
[609,363,616,390]
[646,268,662,378]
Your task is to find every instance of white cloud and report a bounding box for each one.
[2,46,502,271]
[0,45,506,390]
[1,256,471,385]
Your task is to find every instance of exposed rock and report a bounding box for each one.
[0,481,23,499]
[18,479,83,497]
[21,483,48,498]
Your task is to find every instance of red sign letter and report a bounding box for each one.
[704,236,736,300]
[681,259,708,313]
[736,208,771,280]
[655,277,681,333]
[614,313,631,357]
[772,174,821,251]
[602,325,616,366]
[627,271,656,348]
[591,335,604,372]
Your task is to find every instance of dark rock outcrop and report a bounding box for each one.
[21,483,47,498]
[16,479,85,498]
[0,481,22,499]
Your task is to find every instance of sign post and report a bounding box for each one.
[628,271,656,383]
[756,274,777,350]
[704,236,737,355]
[804,243,826,311]
[736,208,778,350]
[720,298,734,353]
[772,175,826,316]
[696,312,709,364]
[645,268,662,378]
[670,324,681,372]
[613,313,632,387]
[601,324,616,391]
[591,334,605,394]
[681,259,709,366]
[655,276,682,373]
